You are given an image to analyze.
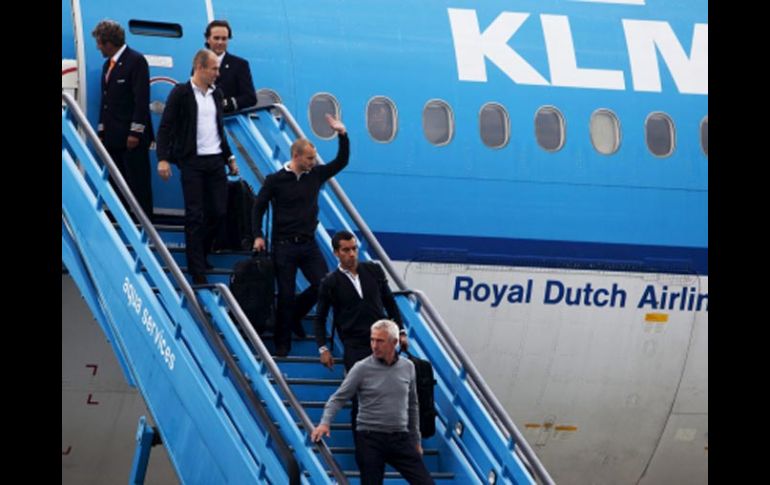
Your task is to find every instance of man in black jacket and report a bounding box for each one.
[252,115,348,356]
[315,230,408,371]
[92,20,154,219]
[314,231,408,434]
[156,49,239,284]
[204,20,256,113]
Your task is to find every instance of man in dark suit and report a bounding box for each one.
[204,20,257,113]
[314,230,409,431]
[91,20,154,219]
[155,49,240,284]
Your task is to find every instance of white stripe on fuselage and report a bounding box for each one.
[571,0,645,5]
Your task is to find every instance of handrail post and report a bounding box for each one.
[213,284,348,484]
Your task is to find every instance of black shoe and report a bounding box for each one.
[292,322,307,339]
[274,346,289,357]
[192,274,208,285]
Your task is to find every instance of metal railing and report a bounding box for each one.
[211,283,347,484]
[62,92,301,485]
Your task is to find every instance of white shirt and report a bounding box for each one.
[191,78,223,156]
[110,44,127,64]
[338,264,363,298]
[283,161,309,180]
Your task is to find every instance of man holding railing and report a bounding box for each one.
[251,115,348,357]
[312,320,434,484]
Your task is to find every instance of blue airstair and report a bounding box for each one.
[62,92,554,484]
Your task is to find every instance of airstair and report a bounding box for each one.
[62,92,553,484]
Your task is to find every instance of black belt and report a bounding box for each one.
[275,235,312,245]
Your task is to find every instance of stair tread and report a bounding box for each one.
[306,470,455,478]
[270,377,344,385]
[311,446,439,456]
[275,422,351,430]
[260,400,351,409]
[273,355,322,362]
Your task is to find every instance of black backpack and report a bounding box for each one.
[402,349,437,438]
[217,179,257,251]
[229,253,275,333]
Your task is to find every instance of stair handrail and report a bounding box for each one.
[210,283,348,484]
[62,92,301,484]
[261,102,556,485]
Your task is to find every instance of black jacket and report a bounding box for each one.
[97,46,154,149]
[314,261,403,347]
[155,80,233,165]
[217,52,257,113]
[253,134,349,240]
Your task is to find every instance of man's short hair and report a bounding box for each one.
[204,20,232,41]
[192,49,216,72]
[92,20,125,47]
[291,139,315,158]
[332,230,356,251]
[371,320,399,342]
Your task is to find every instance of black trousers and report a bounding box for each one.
[180,154,227,278]
[272,239,327,351]
[355,430,434,485]
[343,340,372,435]
[108,145,153,220]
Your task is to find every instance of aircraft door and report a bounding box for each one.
[75,0,212,215]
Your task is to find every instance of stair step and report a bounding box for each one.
[273,355,330,364]
[275,422,351,431]
[272,377,344,386]
[306,470,456,480]
[296,400,350,409]
[260,400,351,409]
[312,447,439,456]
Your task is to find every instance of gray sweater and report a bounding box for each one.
[320,354,421,443]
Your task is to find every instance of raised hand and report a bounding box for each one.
[325,113,346,135]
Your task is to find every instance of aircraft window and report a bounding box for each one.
[309,93,341,139]
[479,103,510,149]
[535,106,565,152]
[128,20,182,38]
[700,116,708,156]
[590,109,620,155]
[645,112,675,157]
[366,96,398,143]
[423,100,454,146]
[256,88,282,108]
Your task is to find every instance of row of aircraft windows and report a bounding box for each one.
[256,89,708,157]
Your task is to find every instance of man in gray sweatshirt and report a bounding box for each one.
[311,320,434,484]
